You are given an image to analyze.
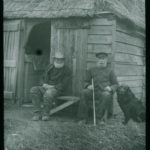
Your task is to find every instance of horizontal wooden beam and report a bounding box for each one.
[4,91,14,99]
[88,34,112,44]
[57,96,80,101]
[4,23,19,31]
[90,18,113,26]
[4,60,16,67]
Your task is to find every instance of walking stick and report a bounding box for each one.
[92,78,96,126]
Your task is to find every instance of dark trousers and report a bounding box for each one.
[30,86,60,115]
[78,89,113,121]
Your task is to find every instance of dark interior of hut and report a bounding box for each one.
[24,21,51,103]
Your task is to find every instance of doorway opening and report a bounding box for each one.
[24,21,51,103]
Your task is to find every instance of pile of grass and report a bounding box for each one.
[5,117,145,150]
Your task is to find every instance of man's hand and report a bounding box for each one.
[87,85,94,90]
[43,84,54,89]
[104,86,112,92]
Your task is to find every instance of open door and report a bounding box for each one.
[50,19,89,96]
[4,20,22,100]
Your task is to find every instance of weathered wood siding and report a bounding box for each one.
[114,22,145,100]
[4,20,21,100]
[87,17,114,69]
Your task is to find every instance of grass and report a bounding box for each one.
[4,114,145,150]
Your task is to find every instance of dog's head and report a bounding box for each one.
[116,84,136,103]
[116,84,131,95]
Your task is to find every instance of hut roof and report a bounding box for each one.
[4,0,145,30]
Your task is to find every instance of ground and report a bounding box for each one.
[4,101,145,150]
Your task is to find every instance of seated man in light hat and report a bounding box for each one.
[77,52,118,124]
[30,52,71,121]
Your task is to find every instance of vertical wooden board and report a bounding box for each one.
[4,32,8,59]
[66,29,72,67]
[4,68,7,91]
[11,68,16,92]
[5,69,8,91]
[4,68,6,91]
[7,68,11,91]
[8,32,12,59]
[71,30,77,95]
[82,29,88,80]
[12,31,20,96]
[66,29,73,94]
[5,32,9,59]
[11,32,15,59]
[12,32,17,59]
[50,22,57,63]
[7,69,10,91]
[57,29,62,53]
[9,68,13,91]
[74,30,80,95]
[7,32,12,59]
[75,29,85,95]
[4,33,6,58]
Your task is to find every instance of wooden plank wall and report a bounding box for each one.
[4,20,21,100]
[87,17,113,69]
[114,22,145,100]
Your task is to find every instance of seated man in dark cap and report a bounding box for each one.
[30,52,71,121]
[78,52,118,124]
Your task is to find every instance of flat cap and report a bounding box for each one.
[95,52,108,58]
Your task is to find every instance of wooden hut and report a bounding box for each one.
[4,0,145,105]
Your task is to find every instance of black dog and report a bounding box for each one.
[116,85,145,125]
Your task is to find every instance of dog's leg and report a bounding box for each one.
[123,114,130,125]
[103,109,108,122]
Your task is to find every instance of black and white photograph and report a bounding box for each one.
[4,0,145,150]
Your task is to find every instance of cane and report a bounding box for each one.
[92,78,96,126]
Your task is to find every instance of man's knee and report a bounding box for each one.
[102,91,111,97]
[82,89,91,96]
[30,86,39,94]
[44,88,57,99]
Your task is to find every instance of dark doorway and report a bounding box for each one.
[23,21,51,103]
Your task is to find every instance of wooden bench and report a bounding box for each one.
[49,96,80,115]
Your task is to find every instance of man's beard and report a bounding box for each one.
[54,61,64,68]
[96,62,107,68]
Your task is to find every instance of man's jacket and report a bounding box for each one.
[84,65,118,92]
[40,64,72,92]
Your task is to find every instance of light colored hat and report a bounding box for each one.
[54,52,65,59]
